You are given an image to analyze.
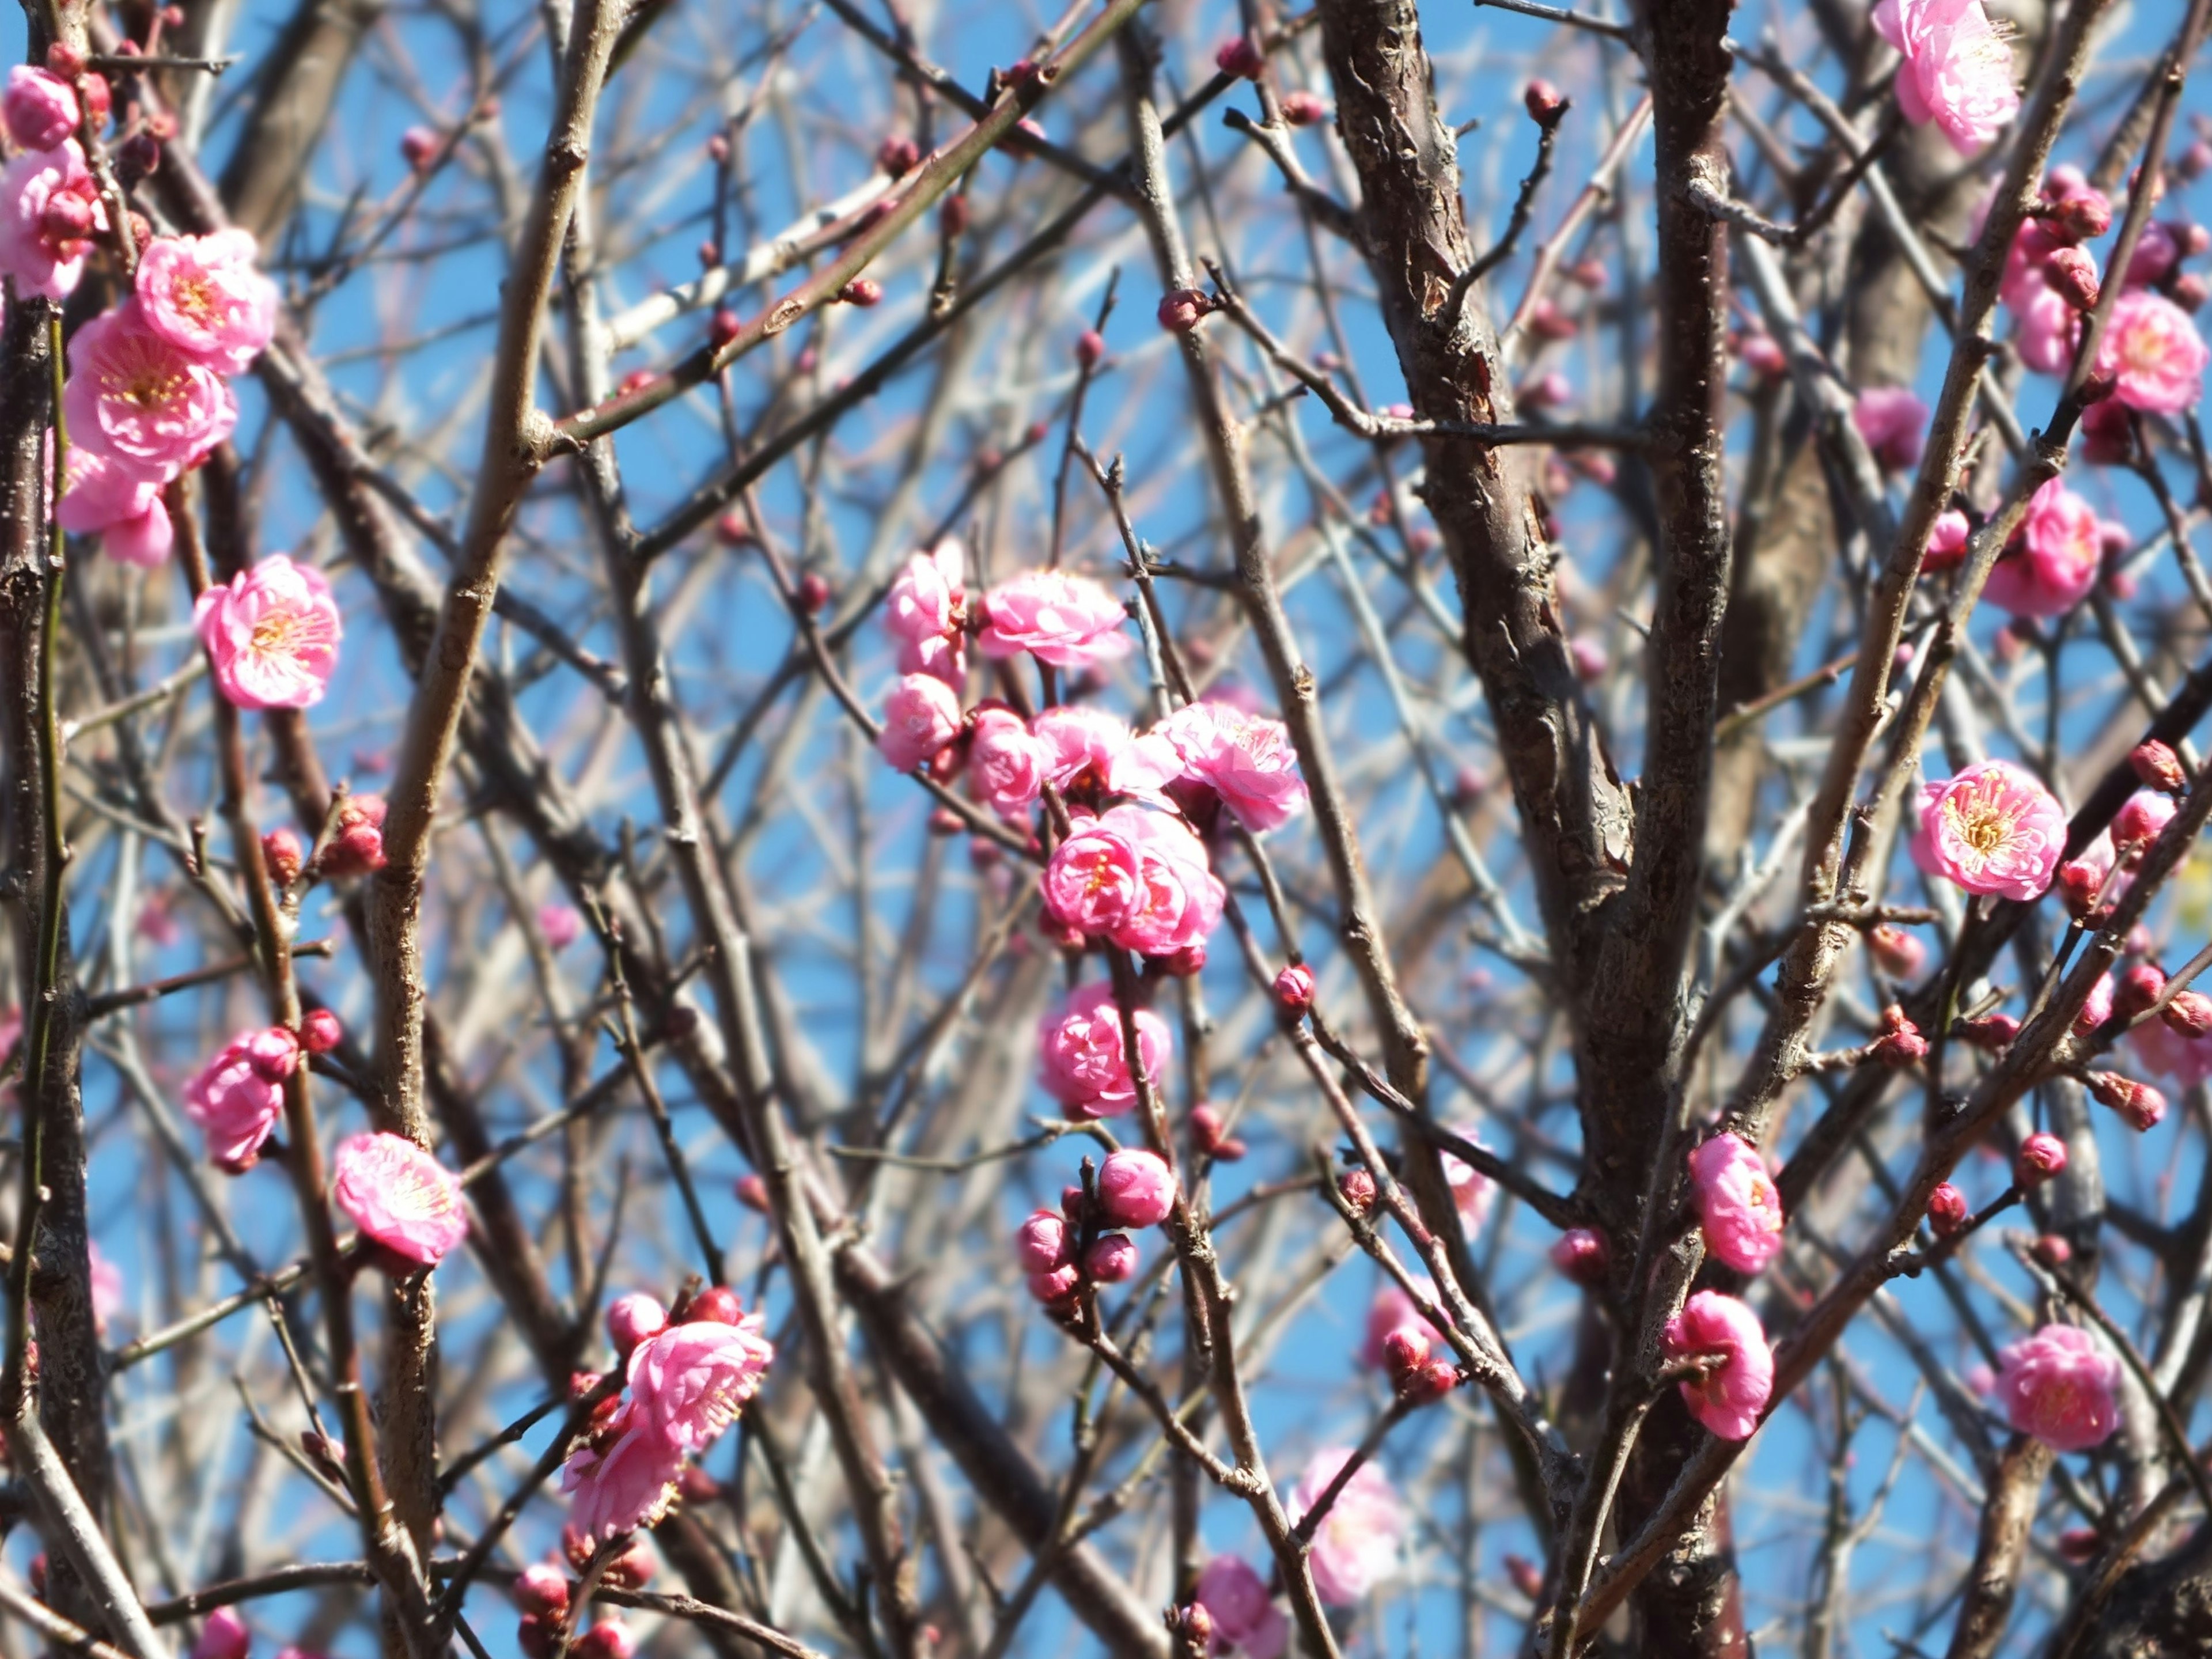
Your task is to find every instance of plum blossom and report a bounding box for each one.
[978,570,1131,668]
[969,707,1044,819]
[1037,981,1171,1118]
[1852,386,1928,470]
[1663,1290,1774,1441]
[135,232,279,373]
[884,540,967,686]
[626,1315,775,1452]
[65,298,239,474]
[1154,700,1310,833]
[1688,1132,1785,1274]
[1040,804,1225,956]
[331,1132,469,1265]
[1030,705,1178,796]
[1995,1324,2120,1451]
[537,903,583,950]
[3,67,79,153]
[183,1029,296,1172]
[0,141,105,300]
[1286,1449,1406,1604]
[2132,1013,2212,1086]
[1873,0,2020,153]
[2097,289,2208,414]
[1194,1557,1286,1659]
[1361,1277,1435,1370]
[1919,759,2066,900]
[194,555,344,710]
[1985,479,2100,618]
[562,1411,685,1540]
[1441,1124,1496,1235]
[877,673,961,771]
[57,448,171,567]
[1097,1149,1176,1229]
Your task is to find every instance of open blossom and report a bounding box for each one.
[1985,479,2099,618]
[0,140,105,300]
[1287,1449,1405,1604]
[562,1410,685,1540]
[1852,386,1927,470]
[978,570,1131,668]
[877,673,961,771]
[1041,804,1224,956]
[184,1029,294,1171]
[65,298,239,474]
[1920,760,2066,900]
[1030,705,1179,796]
[1037,982,1170,1118]
[1155,700,1309,832]
[331,1132,469,1265]
[1688,1132,1785,1274]
[194,555,344,710]
[57,448,172,568]
[1664,1290,1774,1441]
[1195,1556,1287,1659]
[626,1315,775,1452]
[1873,0,2019,154]
[136,232,279,373]
[1996,1324,2120,1451]
[884,540,966,686]
[969,707,1044,818]
[3,67,78,152]
[2097,289,2208,414]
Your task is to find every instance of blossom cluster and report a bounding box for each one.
[1014,1147,1176,1309]
[561,1286,775,1538]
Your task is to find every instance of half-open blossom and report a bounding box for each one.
[57,448,171,568]
[136,232,279,372]
[0,140,104,300]
[194,555,343,710]
[1688,1132,1785,1273]
[1286,1449,1405,1605]
[1921,760,2066,900]
[969,707,1043,819]
[1986,479,2100,618]
[1195,1556,1287,1659]
[1995,1324,2120,1451]
[1663,1290,1774,1441]
[2014,282,2081,375]
[1037,982,1170,1118]
[561,1409,685,1540]
[978,570,1131,668]
[1097,1148,1176,1229]
[1361,1277,1434,1369]
[331,1132,469,1265]
[877,673,961,771]
[1873,0,2019,154]
[1155,700,1310,832]
[2097,289,2208,414]
[626,1313,774,1452]
[65,298,238,474]
[1853,386,1928,469]
[884,541,967,686]
[4,67,78,152]
[184,1031,290,1171]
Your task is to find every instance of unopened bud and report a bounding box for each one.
[2051,194,2112,242]
[876,134,921,176]
[2046,245,2100,312]
[1504,1555,1546,1601]
[1400,1357,1460,1403]
[1873,1005,1928,1066]
[939,194,970,236]
[2131,739,2187,793]
[2016,1132,2069,1185]
[2058,859,2107,918]
[1549,1226,1609,1286]
[1272,962,1316,1012]
[2116,963,2169,1022]
[710,308,742,350]
[1927,1182,1969,1237]
[1214,37,1264,79]
[1523,79,1566,126]
[2089,1071,2168,1131]
[400,126,439,171]
[839,278,882,307]
[1084,1232,1139,1283]
[734,1173,770,1213]
[1281,90,1329,126]
[301,1009,342,1054]
[1380,1326,1430,1377]
[262,826,304,887]
[2163,989,2212,1038]
[796,572,830,614]
[1157,288,1213,334]
[2031,1233,2074,1267]
[1338,1168,1377,1214]
[1869,924,1926,979]
[514,1563,571,1619]
[1075,328,1106,369]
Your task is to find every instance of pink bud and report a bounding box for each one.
[1737,328,1787,380]
[734,1172,769,1213]
[1549,1227,1609,1286]
[706,132,730,163]
[1097,1149,1177,1229]
[1570,636,1608,680]
[2163,989,2212,1037]
[1028,1264,1079,1304]
[262,826,304,887]
[2117,963,2169,1022]
[2016,1132,2069,1185]
[840,277,883,308]
[1157,288,1213,334]
[192,1608,250,1659]
[1873,1006,1928,1067]
[1338,1168,1377,1214]
[301,1009,342,1054]
[2031,1233,2073,1267]
[2175,272,2209,312]
[1528,298,1578,341]
[514,1564,571,1618]
[1272,962,1316,1012]
[1015,1208,1070,1274]
[1380,1325,1429,1377]
[1281,90,1329,126]
[516,1618,550,1659]
[2114,789,2177,853]
[1400,1357,1460,1403]
[2050,194,2112,242]
[714,510,753,547]
[685,1286,744,1326]
[796,572,831,614]
[2046,246,2100,312]
[1954,1013,2020,1050]
[1214,37,1264,79]
[2057,1527,2104,1563]
[1084,1232,1138,1282]
[1927,1183,1968,1237]
[1868,924,1926,979]
[1522,79,1566,125]
[877,134,921,176]
[1155,941,1207,977]
[574,1620,636,1659]
[1190,1103,1228,1154]
[605,1292,668,1357]
[1505,1555,1546,1601]
[940,194,970,236]
[1075,328,1106,369]
[245,1027,301,1082]
[2089,1072,2168,1131]
[400,127,439,171]
[710,308,742,350]
[2058,859,2107,918]
[2131,739,2187,793]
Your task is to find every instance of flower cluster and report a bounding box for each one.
[1016,1147,1177,1311]
[561,1287,775,1538]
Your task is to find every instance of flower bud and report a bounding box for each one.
[2057,1526,2104,1563]
[1190,1103,1228,1154]
[1084,1232,1138,1283]
[840,277,882,307]
[685,1286,744,1325]
[2031,1233,2073,1267]
[516,1616,552,1659]
[1953,1013,2020,1050]
[2175,271,2209,312]
[1098,1149,1177,1229]
[262,826,304,887]
[1549,1226,1609,1286]
[1737,328,1787,380]
[2089,1071,2168,1131]
[301,1009,343,1054]
[2164,989,2212,1038]
[2114,789,2177,852]
[400,127,439,170]
[1522,79,1566,126]
[876,134,921,176]
[1570,635,1608,681]
[514,1563,571,1619]
[1528,298,1578,341]
[1338,1167,1377,1214]
[2046,245,2100,312]
[1272,962,1316,1013]
[1873,1006,1927,1067]
[245,1027,301,1083]
[1155,942,1207,977]
[1157,288,1213,334]
[1016,1208,1071,1274]
[193,1608,250,1659]
[2016,1131,2069,1185]
[939,194,969,236]
[2051,193,2112,242]
[2131,739,2187,793]
[574,1620,636,1659]
[1165,1603,1213,1654]
[1215,36,1265,79]
[2116,963,2169,1022]
[1505,1555,1546,1601]
[1400,1357,1460,1404]
[1868,924,1926,979]
[1380,1325,1429,1377]
[1281,90,1329,126]
[734,1173,769,1213]
[605,1292,668,1357]
[1073,331,1108,374]
[710,308,742,350]
[796,572,831,614]
[1927,1182,1969,1237]
[1028,1264,1080,1304]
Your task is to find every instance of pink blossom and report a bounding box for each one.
[2097,290,2208,414]
[1873,0,2020,154]
[0,141,105,300]
[969,707,1044,818]
[331,1132,469,1265]
[1662,1290,1774,1441]
[194,555,343,710]
[1097,1148,1176,1229]
[1920,760,2066,900]
[1440,1124,1496,1234]
[3,67,78,152]
[65,298,238,473]
[1029,705,1177,796]
[1995,1324,2120,1451]
[1286,1449,1406,1604]
[1037,981,1171,1118]
[538,903,583,950]
[1195,1556,1286,1659]
[1688,1132,1785,1274]
[2073,969,2115,1035]
[1922,510,1971,573]
[1852,386,1927,470]
[626,1315,775,1452]
[183,1031,290,1171]
[562,1410,685,1539]
[2013,282,2081,375]
[135,232,279,373]
[1155,700,1310,832]
[978,570,1131,668]
[56,447,168,566]
[884,541,967,687]
[192,1608,249,1659]
[1986,480,2100,618]
[877,673,961,771]
[1015,1209,1070,1274]
[2131,1014,2212,1086]
[1361,1278,1434,1370]
[1041,804,1224,956]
